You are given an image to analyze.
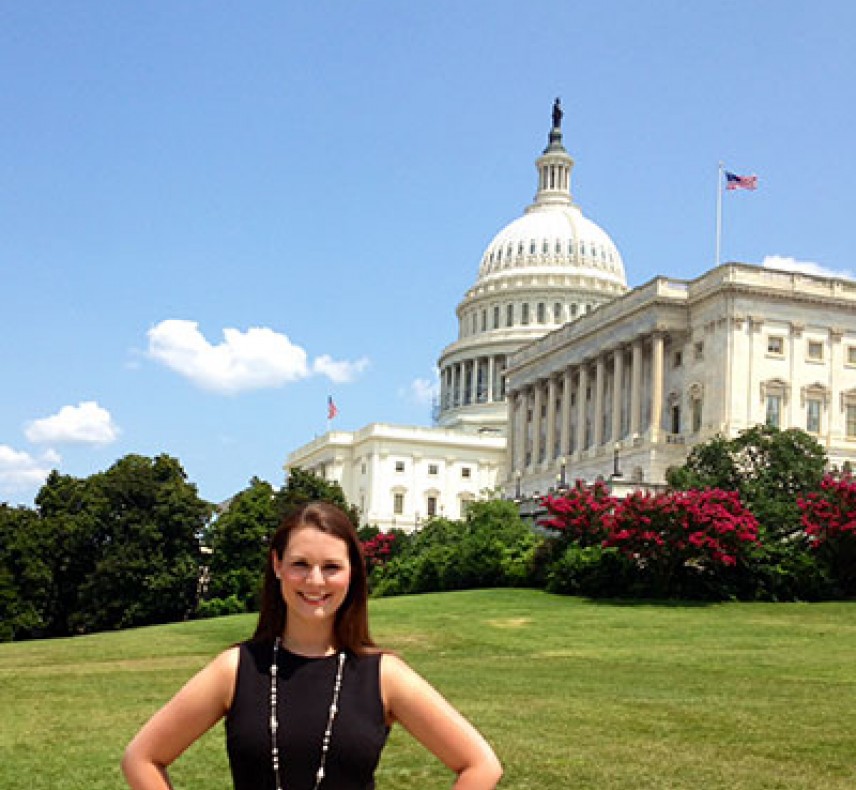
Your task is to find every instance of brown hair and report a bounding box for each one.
[251,501,377,655]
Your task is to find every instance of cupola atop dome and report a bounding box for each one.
[475,99,626,288]
[532,97,576,208]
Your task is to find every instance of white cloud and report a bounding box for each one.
[147,320,369,393]
[401,370,439,406]
[0,445,60,493]
[25,401,120,445]
[761,255,854,281]
[312,355,370,383]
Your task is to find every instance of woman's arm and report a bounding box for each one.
[121,646,239,789]
[381,653,502,789]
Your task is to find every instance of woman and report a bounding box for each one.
[122,501,502,789]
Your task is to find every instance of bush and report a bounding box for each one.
[370,499,538,596]
[195,594,246,619]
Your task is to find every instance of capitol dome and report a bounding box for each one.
[436,100,628,433]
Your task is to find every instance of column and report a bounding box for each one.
[507,391,518,474]
[560,367,572,457]
[532,381,543,465]
[576,364,588,452]
[593,355,605,448]
[519,386,530,468]
[650,334,664,442]
[611,348,624,442]
[630,339,642,437]
[546,375,558,461]
[487,356,495,403]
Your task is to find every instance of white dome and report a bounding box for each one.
[478,203,626,288]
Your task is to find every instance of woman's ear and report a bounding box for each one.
[271,550,282,579]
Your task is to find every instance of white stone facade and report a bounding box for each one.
[505,264,856,498]
[285,423,505,531]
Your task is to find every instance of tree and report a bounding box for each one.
[0,504,51,641]
[205,477,279,611]
[33,455,212,635]
[667,426,826,538]
[274,467,360,528]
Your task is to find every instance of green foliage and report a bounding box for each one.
[667,425,827,540]
[371,498,538,596]
[6,455,212,639]
[275,467,360,527]
[204,477,279,610]
[0,505,50,641]
[195,594,247,619]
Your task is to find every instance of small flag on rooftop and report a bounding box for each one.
[724,171,758,191]
[327,396,338,420]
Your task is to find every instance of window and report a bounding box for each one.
[521,304,530,325]
[766,395,782,428]
[493,305,500,329]
[517,241,523,255]
[806,398,822,433]
[393,493,404,515]
[571,303,578,318]
[692,399,703,432]
[361,463,366,475]
[537,303,546,323]
[461,467,472,479]
[481,310,486,332]
[767,336,784,355]
[807,341,824,361]
[542,240,549,254]
[395,461,405,472]
[694,341,704,361]
[554,303,562,322]
[506,304,514,327]
[428,463,438,475]
[671,405,681,434]
[529,240,536,254]
[847,404,856,439]
[847,346,856,366]
[673,351,683,368]
[426,496,437,517]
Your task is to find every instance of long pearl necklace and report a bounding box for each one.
[269,637,346,790]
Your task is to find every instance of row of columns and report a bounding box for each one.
[509,334,665,471]
[440,355,508,411]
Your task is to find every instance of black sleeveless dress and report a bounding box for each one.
[226,641,389,790]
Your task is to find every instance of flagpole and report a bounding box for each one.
[715,161,723,268]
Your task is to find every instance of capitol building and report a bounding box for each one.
[286,105,856,530]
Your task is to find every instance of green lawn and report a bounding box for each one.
[1,589,854,789]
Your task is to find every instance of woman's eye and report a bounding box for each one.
[324,564,342,572]
[291,560,309,568]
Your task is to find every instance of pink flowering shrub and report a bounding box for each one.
[605,488,760,571]
[798,474,856,596]
[361,532,398,568]
[541,483,760,598]
[540,479,616,547]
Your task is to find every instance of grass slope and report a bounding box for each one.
[1,589,854,789]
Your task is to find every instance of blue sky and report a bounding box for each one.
[1,1,854,507]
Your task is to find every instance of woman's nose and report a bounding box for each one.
[306,565,325,584]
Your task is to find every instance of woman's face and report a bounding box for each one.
[272,525,352,626]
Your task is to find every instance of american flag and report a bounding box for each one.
[725,171,758,191]
[327,396,338,420]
